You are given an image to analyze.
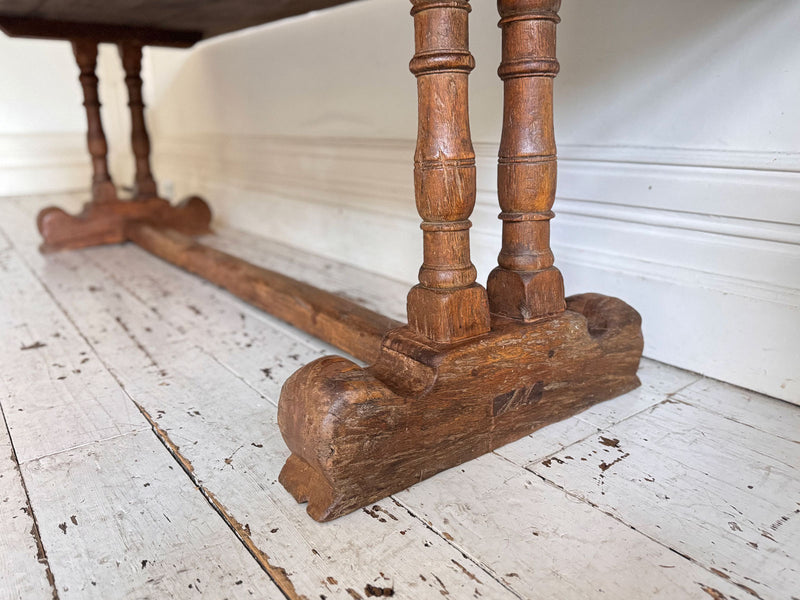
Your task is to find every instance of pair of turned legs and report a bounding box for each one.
[37,39,210,252]
[407,0,563,344]
[74,39,155,203]
[277,0,643,521]
[34,1,642,522]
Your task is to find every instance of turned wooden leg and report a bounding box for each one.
[276,0,643,522]
[406,0,490,343]
[72,40,117,204]
[486,0,566,321]
[119,40,158,199]
[36,39,210,253]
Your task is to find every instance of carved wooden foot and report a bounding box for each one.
[277,0,644,521]
[279,294,643,521]
[37,196,212,253]
[38,38,212,253]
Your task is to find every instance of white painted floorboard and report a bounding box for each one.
[525,384,800,600]
[20,431,286,600]
[0,390,54,600]
[0,199,289,599]
[1,193,798,600]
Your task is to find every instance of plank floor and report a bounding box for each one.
[1,193,798,600]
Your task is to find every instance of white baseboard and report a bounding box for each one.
[152,134,800,404]
[0,133,91,197]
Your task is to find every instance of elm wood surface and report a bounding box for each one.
[0,16,201,47]
[279,293,643,521]
[36,39,213,252]
[38,196,212,253]
[406,0,490,344]
[0,0,360,42]
[277,0,643,521]
[487,0,566,320]
[72,40,116,205]
[119,41,158,199]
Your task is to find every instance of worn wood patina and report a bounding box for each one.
[4,0,644,522]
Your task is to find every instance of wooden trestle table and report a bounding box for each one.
[0,0,644,521]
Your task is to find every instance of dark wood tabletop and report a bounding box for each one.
[0,0,360,46]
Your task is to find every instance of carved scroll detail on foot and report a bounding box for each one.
[278,293,643,521]
[37,196,212,253]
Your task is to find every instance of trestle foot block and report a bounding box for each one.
[37,196,212,252]
[278,293,644,521]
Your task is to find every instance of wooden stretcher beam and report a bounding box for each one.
[127,223,401,364]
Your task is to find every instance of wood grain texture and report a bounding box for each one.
[0,249,149,463]
[0,223,285,600]
[674,377,800,443]
[72,40,116,205]
[406,0,490,343]
[278,293,643,521]
[494,357,701,467]
[128,223,401,364]
[202,227,408,324]
[487,0,566,320]
[0,0,360,41]
[37,196,212,253]
[118,41,157,199]
[89,242,335,400]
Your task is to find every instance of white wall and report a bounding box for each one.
[0,33,138,197]
[2,0,798,403]
[0,35,82,196]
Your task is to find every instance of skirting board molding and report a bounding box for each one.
[152,134,800,404]
[0,133,91,198]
